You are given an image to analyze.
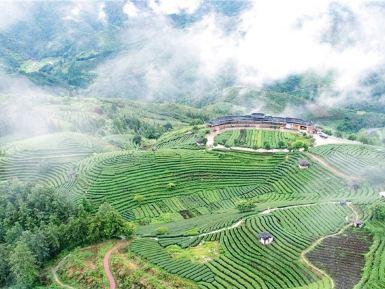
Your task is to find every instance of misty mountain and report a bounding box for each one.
[1,0,385,111]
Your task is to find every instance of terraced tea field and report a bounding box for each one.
[64,148,381,221]
[2,126,384,289]
[130,204,351,289]
[0,132,116,186]
[155,127,208,149]
[214,129,313,149]
[309,144,385,178]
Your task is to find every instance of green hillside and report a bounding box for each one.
[2,2,385,288]
[1,96,384,289]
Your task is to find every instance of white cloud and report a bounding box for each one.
[0,1,32,31]
[123,1,139,17]
[98,3,107,22]
[148,0,202,15]
[88,0,385,107]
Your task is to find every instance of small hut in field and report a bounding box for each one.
[339,200,347,206]
[259,232,274,245]
[353,220,364,228]
[298,159,310,169]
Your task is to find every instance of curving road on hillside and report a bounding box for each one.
[104,240,128,289]
[54,202,358,289]
[51,254,76,289]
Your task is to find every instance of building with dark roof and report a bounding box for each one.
[353,220,364,228]
[339,200,347,206]
[207,113,315,134]
[259,232,274,245]
[298,159,310,169]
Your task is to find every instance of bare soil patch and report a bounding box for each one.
[307,228,372,289]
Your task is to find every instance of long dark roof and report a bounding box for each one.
[259,232,273,239]
[208,113,313,127]
[299,159,310,166]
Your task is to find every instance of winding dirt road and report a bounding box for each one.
[150,203,326,240]
[54,202,358,289]
[103,240,128,289]
[51,254,76,289]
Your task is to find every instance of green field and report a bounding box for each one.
[310,144,385,177]
[3,6,385,288]
[214,129,313,149]
[0,132,116,186]
[1,100,385,289]
[62,148,381,223]
[131,204,350,289]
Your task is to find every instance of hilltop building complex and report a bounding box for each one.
[208,113,316,134]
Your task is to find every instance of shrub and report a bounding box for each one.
[348,134,357,141]
[156,227,169,235]
[292,141,304,150]
[236,200,256,213]
[163,122,173,131]
[277,140,286,149]
[133,135,142,146]
[263,142,271,150]
[167,183,176,190]
[373,204,385,221]
[133,194,145,203]
[196,137,207,145]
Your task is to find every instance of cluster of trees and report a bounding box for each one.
[112,114,173,139]
[373,203,385,222]
[0,180,134,288]
[236,200,256,213]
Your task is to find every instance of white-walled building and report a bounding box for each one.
[259,232,274,245]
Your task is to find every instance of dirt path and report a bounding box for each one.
[150,202,320,240]
[300,202,359,289]
[51,254,76,289]
[148,201,359,289]
[306,152,360,181]
[103,240,128,289]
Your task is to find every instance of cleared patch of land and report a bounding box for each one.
[56,242,113,289]
[166,241,220,264]
[307,228,372,289]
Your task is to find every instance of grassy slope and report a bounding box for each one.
[55,241,200,289]
[1,97,385,288]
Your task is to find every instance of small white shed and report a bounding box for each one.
[259,232,274,245]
